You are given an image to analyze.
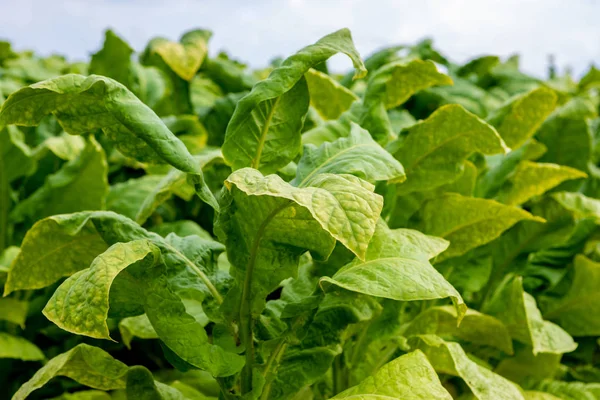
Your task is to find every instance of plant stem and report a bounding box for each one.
[332,354,346,395]
[239,201,292,394]
[260,339,288,400]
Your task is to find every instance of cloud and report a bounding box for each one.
[0,0,598,77]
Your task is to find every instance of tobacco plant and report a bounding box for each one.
[1,27,600,400]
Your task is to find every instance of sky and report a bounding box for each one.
[0,0,599,78]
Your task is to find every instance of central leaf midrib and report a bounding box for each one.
[252,96,282,169]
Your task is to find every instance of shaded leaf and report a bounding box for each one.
[409,193,543,261]
[390,104,507,194]
[12,344,128,400]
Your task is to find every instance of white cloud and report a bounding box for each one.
[0,0,598,77]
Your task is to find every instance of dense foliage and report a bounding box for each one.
[1,27,600,400]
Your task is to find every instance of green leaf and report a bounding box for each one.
[12,344,128,400]
[118,314,158,349]
[364,59,453,110]
[143,272,244,377]
[43,240,161,340]
[89,29,134,87]
[0,297,28,327]
[496,161,587,206]
[579,66,600,92]
[222,29,366,174]
[475,139,547,199]
[495,347,561,386]
[142,29,211,81]
[42,133,86,161]
[543,255,600,336]
[0,74,217,208]
[523,392,562,400]
[301,101,363,146]
[321,222,466,320]
[409,193,544,261]
[293,122,405,186]
[333,350,453,399]
[532,380,600,400]
[106,175,166,221]
[150,220,212,240]
[126,366,187,400]
[536,98,596,176]
[218,169,382,314]
[4,212,108,295]
[390,104,507,194]
[10,136,108,224]
[305,68,358,120]
[50,390,112,400]
[409,335,525,400]
[1,126,34,183]
[0,332,44,361]
[484,276,577,354]
[402,306,513,354]
[486,87,557,149]
[551,192,600,223]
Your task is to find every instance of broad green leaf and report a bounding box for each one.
[386,160,478,228]
[321,223,467,320]
[409,193,543,261]
[222,29,366,174]
[305,68,358,120]
[293,122,405,186]
[106,175,166,221]
[475,139,547,199]
[402,306,513,354]
[142,29,211,81]
[579,66,600,91]
[0,297,28,327]
[390,104,507,194]
[89,29,134,87]
[0,332,44,361]
[43,240,161,340]
[496,161,587,206]
[409,335,525,400]
[10,136,108,224]
[332,350,452,399]
[412,76,504,118]
[4,212,108,295]
[301,101,363,146]
[495,347,561,385]
[484,276,577,354]
[118,314,158,349]
[551,192,600,222]
[1,125,34,183]
[150,220,212,240]
[202,91,247,147]
[363,59,453,110]
[486,87,557,149]
[218,169,382,313]
[536,98,596,175]
[42,133,86,161]
[533,380,600,400]
[0,74,217,208]
[12,344,128,400]
[126,366,186,400]
[143,272,244,377]
[0,245,18,274]
[543,255,600,336]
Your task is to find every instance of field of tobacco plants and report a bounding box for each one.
[1,27,600,399]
